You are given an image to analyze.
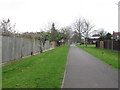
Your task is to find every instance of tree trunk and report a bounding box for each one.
[85,38,87,48]
[79,37,81,45]
[53,41,56,48]
[79,33,81,45]
[85,33,88,48]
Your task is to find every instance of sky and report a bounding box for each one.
[0,0,119,33]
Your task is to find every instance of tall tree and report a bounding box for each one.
[71,31,80,43]
[50,23,58,42]
[99,32,112,41]
[97,28,108,41]
[82,19,94,48]
[74,18,84,45]
[61,26,72,44]
[98,28,107,37]
[105,33,112,40]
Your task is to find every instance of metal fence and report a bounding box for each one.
[96,40,120,51]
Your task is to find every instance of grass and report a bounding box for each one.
[76,44,118,70]
[2,45,70,88]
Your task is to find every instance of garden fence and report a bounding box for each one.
[1,35,54,64]
[96,40,120,51]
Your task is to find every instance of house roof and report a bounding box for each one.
[88,36,99,39]
[113,32,120,35]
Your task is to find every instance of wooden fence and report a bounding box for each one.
[96,40,120,51]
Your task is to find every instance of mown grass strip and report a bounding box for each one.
[76,44,118,70]
[2,45,70,88]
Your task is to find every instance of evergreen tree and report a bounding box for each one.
[50,23,58,41]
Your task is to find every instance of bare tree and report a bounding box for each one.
[97,28,107,37]
[95,28,109,41]
[61,26,72,44]
[73,18,84,45]
[0,19,16,36]
[82,19,94,48]
[71,31,80,43]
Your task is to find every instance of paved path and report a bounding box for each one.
[63,45,118,88]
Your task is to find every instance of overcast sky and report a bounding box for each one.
[0,0,119,33]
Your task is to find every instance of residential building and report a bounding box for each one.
[113,31,120,40]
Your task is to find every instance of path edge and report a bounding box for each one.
[61,45,70,88]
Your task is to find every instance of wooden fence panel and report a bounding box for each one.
[109,40,112,50]
[113,41,118,51]
[96,40,119,51]
[104,41,107,49]
[96,41,100,48]
[100,41,104,49]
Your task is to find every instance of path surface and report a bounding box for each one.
[63,45,118,88]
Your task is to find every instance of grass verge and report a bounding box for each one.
[76,44,118,70]
[2,45,70,88]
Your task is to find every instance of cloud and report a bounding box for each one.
[0,0,119,33]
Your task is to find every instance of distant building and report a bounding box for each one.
[113,31,120,40]
[88,36,100,44]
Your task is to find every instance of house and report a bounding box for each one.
[113,31,120,40]
[88,36,100,44]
